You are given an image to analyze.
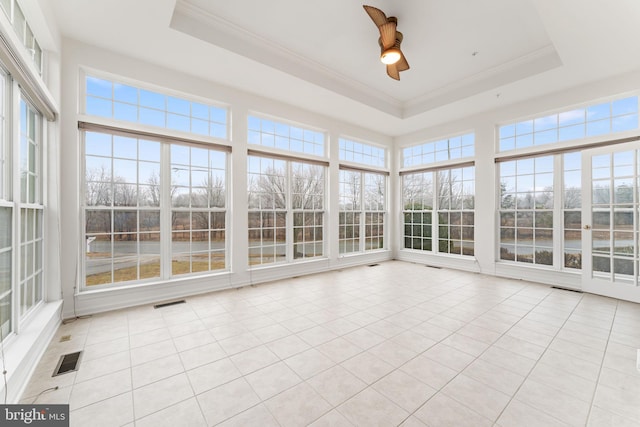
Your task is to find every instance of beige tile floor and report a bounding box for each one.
[20,261,640,426]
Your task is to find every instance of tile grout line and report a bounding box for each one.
[491,290,590,426]
[584,299,619,424]
[398,286,580,426]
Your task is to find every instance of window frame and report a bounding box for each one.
[247,153,327,267]
[401,162,476,257]
[80,126,230,290]
[338,168,387,255]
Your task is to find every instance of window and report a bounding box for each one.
[563,152,582,269]
[82,73,231,287]
[499,96,639,151]
[247,116,324,157]
[0,62,47,341]
[437,167,475,255]
[0,0,43,73]
[339,138,385,168]
[18,99,43,316]
[248,155,325,265]
[84,131,161,285]
[85,75,228,138]
[83,129,228,286]
[171,145,226,275]
[499,156,554,265]
[402,166,475,255]
[339,170,386,254]
[402,172,433,251]
[402,133,474,168]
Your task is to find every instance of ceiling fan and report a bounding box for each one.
[363,5,410,80]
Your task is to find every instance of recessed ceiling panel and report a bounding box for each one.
[175,0,559,113]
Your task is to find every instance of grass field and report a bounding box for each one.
[86,257,226,286]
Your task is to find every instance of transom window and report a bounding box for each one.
[0,0,42,73]
[247,116,325,157]
[339,138,385,168]
[499,96,639,152]
[402,133,474,168]
[85,75,228,139]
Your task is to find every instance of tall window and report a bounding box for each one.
[83,75,230,288]
[499,156,554,265]
[19,99,43,316]
[171,145,226,275]
[402,167,475,255]
[0,72,9,337]
[248,155,325,265]
[437,167,475,255]
[563,152,582,269]
[83,130,228,286]
[339,170,386,254]
[84,132,161,285]
[402,172,433,251]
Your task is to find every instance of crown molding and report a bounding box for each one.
[171,1,563,120]
[171,0,404,117]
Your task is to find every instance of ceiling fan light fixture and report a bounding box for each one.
[380,47,401,65]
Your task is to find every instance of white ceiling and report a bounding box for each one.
[48,0,640,136]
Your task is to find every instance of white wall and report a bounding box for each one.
[59,39,394,318]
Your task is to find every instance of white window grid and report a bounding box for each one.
[402,133,475,168]
[248,155,326,265]
[436,167,475,256]
[85,75,228,139]
[339,170,386,254]
[19,207,42,316]
[0,72,5,200]
[171,144,227,275]
[499,96,639,152]
[20,100,40,204]
[248,156,287,266]
[339,138,385,168]
[247,116,325,157]
[292,162,324,260]
[402,172,434,251]
[84,132,162,286]
[18,98,43,318]
[363,173,385,251]
[0,0,42,74]
[0,204,11,339]
[499,156,554,265]
[563,152,582,270]
[339,170,360,254]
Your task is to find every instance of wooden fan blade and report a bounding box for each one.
[379,22,396,49]
[363,5,388,27]
[387,63,400,80]
[396,52,410,72]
